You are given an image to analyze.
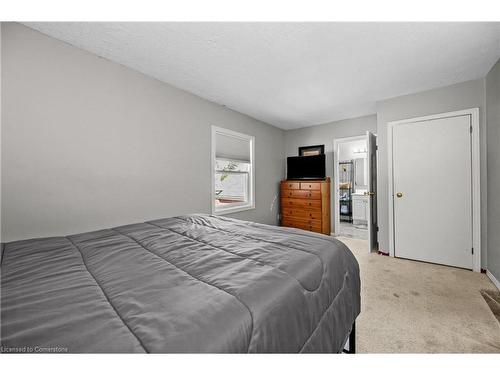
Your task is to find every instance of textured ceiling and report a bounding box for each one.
[24,22,500,129]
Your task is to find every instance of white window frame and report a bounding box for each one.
[211,126,255,215]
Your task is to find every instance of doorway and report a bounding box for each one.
[333,132,378,252]
[388,108,481,271]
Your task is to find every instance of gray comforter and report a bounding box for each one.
[0,214,360,353]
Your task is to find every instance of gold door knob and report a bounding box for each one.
[396,192,403,198]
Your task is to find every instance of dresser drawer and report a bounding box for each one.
[299,182,321,190]
[282,208,322,220]
[282,218,322,232]
[281,181,300,190]
[281,189,321,200]
[281,198,321,210]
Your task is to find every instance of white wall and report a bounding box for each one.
[486,58,500,281]
[376,79,488,267]
[284,115,377,233]
[338,139,367,161]
[1,23,284,242]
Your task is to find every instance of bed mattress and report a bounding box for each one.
[1,214,360,353]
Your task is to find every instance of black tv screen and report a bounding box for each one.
[287,154,326,180]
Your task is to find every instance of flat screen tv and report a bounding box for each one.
[287,154,326,180]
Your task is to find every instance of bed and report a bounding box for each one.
[0,214,360,353]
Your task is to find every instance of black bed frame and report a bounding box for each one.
[342,321,356,354]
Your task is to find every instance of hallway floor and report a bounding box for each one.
[338,236,500,353]
[338,221,368,240]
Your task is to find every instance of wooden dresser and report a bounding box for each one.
[280,178,331,235]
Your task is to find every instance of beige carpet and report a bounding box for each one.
[337,237,500,353]
[480,289,500,324]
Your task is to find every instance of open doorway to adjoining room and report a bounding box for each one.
[333,133,378,252]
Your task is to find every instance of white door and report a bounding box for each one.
[366,132,378,252]
[392,115,472,269]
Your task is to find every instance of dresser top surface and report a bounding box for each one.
[281,177,330,183]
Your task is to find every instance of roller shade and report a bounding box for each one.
[215,132,251,162]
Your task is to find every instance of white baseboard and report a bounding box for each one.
[486,270,500,291]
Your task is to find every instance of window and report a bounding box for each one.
[212,126,255,214]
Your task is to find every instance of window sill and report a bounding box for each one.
[213,203,255,215]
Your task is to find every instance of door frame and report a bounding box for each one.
[332,134,368,240]
[366,131,378,253]
[387,108,481,272]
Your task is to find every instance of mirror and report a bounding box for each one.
[354,158,367,189]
